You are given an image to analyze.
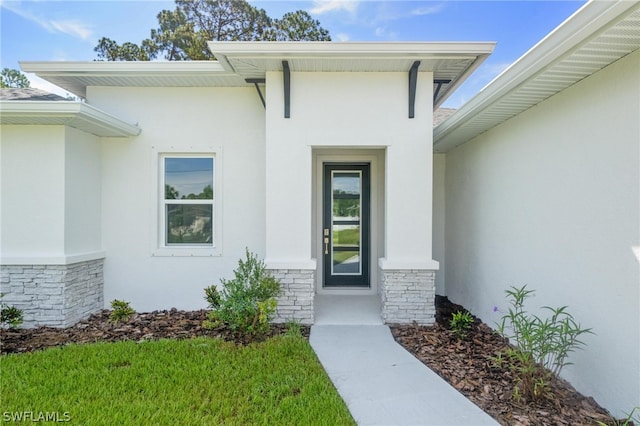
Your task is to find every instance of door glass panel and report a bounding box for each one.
[331,171,361,275]
[333,250,360,274]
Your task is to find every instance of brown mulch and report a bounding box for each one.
[0,308,309,354]
[0,300,624,425]
[391,295,622,426]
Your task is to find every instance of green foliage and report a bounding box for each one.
[108,299,136,323]
[284,320,303,338]
[597,407,640,426]
[1,68,30,88]
[496,285,593,403]
[203,249,280,335]
[94,0,331,61]
[450,310,474,339]
[1,337,355,425]
[0,294,24,328]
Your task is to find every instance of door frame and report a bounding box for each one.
[313,150,382,295]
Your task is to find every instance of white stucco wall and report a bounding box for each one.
[87,86,266,312]
[265,71,437,270]
[1,126,66,261]
[432,153,446,295]
[443,49,640,415]
[64,126,102,257]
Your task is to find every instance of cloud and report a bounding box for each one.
[335,33,350,41]
[410,3,445,16]
[310,1,359,15]
[1,1,93,40]
[374,26,397,39]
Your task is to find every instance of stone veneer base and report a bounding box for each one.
[269,269,315,325]
[379,268,435,325]
[0,259,104,328]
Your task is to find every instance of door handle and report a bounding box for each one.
[324,237,329,255]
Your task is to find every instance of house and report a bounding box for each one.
[1,0,638,417]
[0,41,495,329]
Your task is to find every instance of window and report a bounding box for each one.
[161,156,215,247]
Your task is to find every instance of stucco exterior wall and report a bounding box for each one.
[432,153,446,295]
[443,49,640,415]
[87,86,266,312]
[1,125,66,260]
[264,71,437,269]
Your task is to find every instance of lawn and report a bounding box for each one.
[1,335,355,425]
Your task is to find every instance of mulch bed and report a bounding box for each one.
[1,299,624,425]
[391,296,621,426]
[0,309,309,354]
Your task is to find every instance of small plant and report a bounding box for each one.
[598,407,640,426]
[109,299,136,323]
[285,320,303,338]
[450,310,474,339]
[0,294,23,329]
[496,285,592,403]
[203,249,280,336]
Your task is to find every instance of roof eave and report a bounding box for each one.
[433,0,640,153]
[0,101,141,137]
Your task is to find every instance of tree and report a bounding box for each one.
[1,68,30,88]
[95,0,330,61]
[270,11,331,41]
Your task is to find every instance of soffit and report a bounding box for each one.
[208,42,495,108]
[433,1,640,152]
[21,42,495,108]
[0,101,141,137]
[19,61,243,98]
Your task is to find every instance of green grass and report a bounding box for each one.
[1,336,355,425]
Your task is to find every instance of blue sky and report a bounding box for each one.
[0,0,586,107]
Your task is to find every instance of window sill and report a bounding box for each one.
[152,247,221,257]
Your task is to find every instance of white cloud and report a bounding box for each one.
[310,1,359,15]
[335,33,350,41]
[374,26,397,40]
[1,1,93,40]
[410,3,445,16]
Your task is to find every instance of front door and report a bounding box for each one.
[323,163,370,287]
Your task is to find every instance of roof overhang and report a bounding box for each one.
[21,42,495,109]
[208,42,495,108]
[0,101,141,137]
[433,0,640,152]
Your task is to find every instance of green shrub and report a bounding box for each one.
[450,310,474,339]
[109,299,136,323]
[203,249,280,335]
[496,285,592,403]
[0,293,23,328]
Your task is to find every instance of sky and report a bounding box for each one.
[0,0,587,108]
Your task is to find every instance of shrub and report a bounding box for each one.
[496,285,592,402]
[109,299,136,323]
[0,294,23,328]
[203,249,280,335]
[450,310,474,339]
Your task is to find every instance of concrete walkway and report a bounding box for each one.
[310,325,499,426]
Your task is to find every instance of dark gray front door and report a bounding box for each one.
[323,163,370,287]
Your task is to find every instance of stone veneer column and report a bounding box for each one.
[379,268,435,325]
[0,259,104,328]
[269,269,315,325]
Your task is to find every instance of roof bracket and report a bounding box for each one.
[433,79,452,104]
[408,61,420,119]
[283,61,290,118]
[245,78,266,109]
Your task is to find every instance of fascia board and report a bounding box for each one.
[433,0,639,151]
[0,101,141,137]
[20,60,227,75]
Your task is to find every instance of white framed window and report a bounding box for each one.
[152,147,221,257]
